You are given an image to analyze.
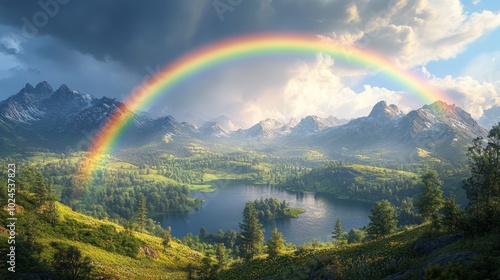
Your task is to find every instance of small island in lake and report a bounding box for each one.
[251,197,306,221]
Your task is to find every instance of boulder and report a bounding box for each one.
[413,233,463,255]
[138,244,159,259]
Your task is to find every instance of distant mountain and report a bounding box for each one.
[198,121,229,138]
[235,115,346,139]
[0,82,151,150]
[0,82,488,164]
[320,101,405,146]
[240,118,286,138]
[290,115,334,137]
[324,115,349,127]
[210,115,246,131]
[368,100,405,119]
[318,100,488,162]
[0,82,51,124]
[1,83,81,149]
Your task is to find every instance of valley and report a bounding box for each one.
[0,82,499,279]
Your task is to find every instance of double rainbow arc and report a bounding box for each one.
[77,33,450,181]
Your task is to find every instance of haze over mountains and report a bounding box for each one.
[0,82,488,163]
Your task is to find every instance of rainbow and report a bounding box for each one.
[77,32,451,181]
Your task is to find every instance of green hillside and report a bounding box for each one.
[284,161,421,203]
[0,196,203,279]
[218,225,500,280]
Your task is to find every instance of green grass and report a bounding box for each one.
[217,225,500,279]
[218,225,428,279]
[139,173,179,185]
[347,163,418,178]
[189,183,216,192]
[0,202,203,279]
[283,207,306,218]
[203,169,254,182]
[106,160,137,170]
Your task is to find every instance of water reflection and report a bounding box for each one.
[158,181,371,244]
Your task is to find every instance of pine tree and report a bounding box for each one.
[161,226,172,252]
[135,194,148,233]
[332,218,344,243]
[52,245,94,279]
[22,212,40,248]
[441,193,462,232]
[200,227,207,240]
[45,177,58,226]
[397,197,422,226]
[416,171,444,221]
[367,200,397,239]
[462,123,500,233]
[266,227,285,258]
[215,243,228,269]
[347,228,366,244]
[33,171,47,207]
[125,222,134,236]
[239,202,264,261]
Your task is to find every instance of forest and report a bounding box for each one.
[0,123,498,279]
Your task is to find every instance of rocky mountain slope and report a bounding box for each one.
[0,82,488,163]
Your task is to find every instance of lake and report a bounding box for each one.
[158,180,372,244]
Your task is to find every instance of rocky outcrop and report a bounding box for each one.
[413,233,463,255]
[138,244,159,259]
[425,251,476,268]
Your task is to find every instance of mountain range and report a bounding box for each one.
[0,82,488,163]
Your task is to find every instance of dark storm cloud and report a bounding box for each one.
[1,0,496,75]
[1,0,498,125]
[0,43,18,55]
[0,1,213,71]
[0,1,306,72]
[0,0,367,74]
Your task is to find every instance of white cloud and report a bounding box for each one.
[345,3,361,24]
[2,0,499,128]
[278,55,412,120]
[154,54,417,125]
[323,0,500,67]
[429,75,500,120]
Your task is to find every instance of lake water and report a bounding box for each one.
[158,180,372,244]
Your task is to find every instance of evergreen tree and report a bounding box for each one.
[199,254,216,279]
[462,123,500,233]
[161,226,172,252]
[125,222,134,236]
[416,171,444,221]
[45,177,58,226]
[441,193,462,232]
[332,218,344,243]
[21,212,43,255]
[33,171,47,207]
[239,202,264,261]
[52,245,94,280]
[135,194,148,233]
[397,197,423,226]
[430,212,442,232]
[215,243,228,269]
[200,227,207,240]
[266,227,285,258]
[347,228,366,244]
[367,200,397,239]
[187,263,196,280]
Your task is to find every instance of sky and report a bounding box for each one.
[0,0,499,128]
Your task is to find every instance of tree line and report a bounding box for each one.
[346,123,500,241]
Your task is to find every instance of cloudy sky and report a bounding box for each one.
[0,0,499,128]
